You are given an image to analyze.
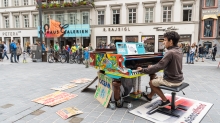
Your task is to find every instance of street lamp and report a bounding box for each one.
[36,0,43,60]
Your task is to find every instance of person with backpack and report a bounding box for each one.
[10,40,17,63]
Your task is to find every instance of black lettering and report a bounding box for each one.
[82,30,84,33]
[73,30,75,33]
[64,30,66,34]
[13,32,15,36]
[118,28,120,31]
[112,28,114,31]
[103,28,106,31]
[124,28,127,31]
[76,30,79,33]
[128,27,130,31]
[67,30,70,34]
[108,28,110,31]
[85,30,88,33]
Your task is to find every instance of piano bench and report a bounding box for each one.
[157,82,189,117]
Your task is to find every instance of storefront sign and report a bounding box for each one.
[202,9,218,14]
[103,27,130,32]
[2,32,19,36]
[38,19,90,38]
[153,26,178,32]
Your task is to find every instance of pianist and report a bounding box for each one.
[137,31,183,107]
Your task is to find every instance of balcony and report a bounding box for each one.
[37,0,94,9]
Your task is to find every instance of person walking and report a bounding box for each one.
[16,43,22,62]
[196,44,204,62]
[0,41,4,62]
[185,43,190,63]
[212,44,217,61]
[189,43,196,64]
[84,47,90,68]
[10,40,17,63]
[2,41,9,60]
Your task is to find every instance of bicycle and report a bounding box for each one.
[69,52,77,64]
[48,49,66,63]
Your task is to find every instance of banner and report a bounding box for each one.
[51,83,77,91]
[38,19,90,38]
[56,107,83,120]
[129,94,213,123]
[32,91,78,106]
[94,73,112,108]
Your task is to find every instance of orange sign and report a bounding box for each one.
[44,19,67,38]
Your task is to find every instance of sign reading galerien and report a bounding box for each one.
[94,73,112,108]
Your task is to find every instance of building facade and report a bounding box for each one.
[39,0,93,49]
[200,0,220,56]
[90,0,200,52]
[0,0,38,53]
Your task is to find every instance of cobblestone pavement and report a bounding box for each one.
[0,55,220,123]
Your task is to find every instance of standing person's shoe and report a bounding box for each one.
[11,61,14,63]
[159,100,170,107]
[142,93,152,102]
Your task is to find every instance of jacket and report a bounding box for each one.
[141,46,184,83]
[16,46,22,55]
[10,42,17,51]
[84,51,89,60]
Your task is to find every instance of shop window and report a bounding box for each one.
[96,36,107,49]
[204,19,213,37]
[113,10,120,24]
[126,36,138,42]
[218,17,220,37]
[158,35,164,52]
[23,37,30,50]
[142,36,155,52]
[205,0,215,7]
[183,4,192,21]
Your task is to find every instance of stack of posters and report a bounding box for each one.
[51,83,77,91]
[70,78,92,84]
[32,91,78,106]
[56,107,83,120]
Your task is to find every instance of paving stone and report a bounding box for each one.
[95,115,110,122]
[109,114,123,122]
[81,116,96,123]
[121,119,133,123]
[27,118,41,123]
[88,111,102,117]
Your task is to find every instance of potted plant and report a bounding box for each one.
[63,2,73,7]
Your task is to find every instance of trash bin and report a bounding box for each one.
[31,45,42,62]
[42,51,47,62]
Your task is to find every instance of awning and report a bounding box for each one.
[202,14,218,20]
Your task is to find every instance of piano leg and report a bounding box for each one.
[137,76,141,94]
[133,78,138,94]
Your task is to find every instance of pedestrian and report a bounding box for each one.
[2,41,9,60]
[0,41,4,62]
[212,44,217,61]
[218,61,220,68]
[42,41,46,51]
[10,40,18,63]
[16,43,22,62]
[185,43,190,63]
[84,47,89,68]
[23,51,27,63]
[196,44,204,62]
[88,43,93,51]
[189,43,196,64]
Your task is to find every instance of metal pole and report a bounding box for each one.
[37,0,43,60]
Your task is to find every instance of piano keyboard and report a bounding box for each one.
[130,72,142,75]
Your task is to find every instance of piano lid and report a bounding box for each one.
[116,42,146,55]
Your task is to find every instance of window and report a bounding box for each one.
[145,8,153,23]
[4,17,9,28]
[45,14,50,24]
[183,5,192,21]
[128,8,136,23]
[23,15,29,28]
[113,10,120,24]
[33,15,39,27]
[4,0,8,7]
[204,19,214,37]
[163,6,172,22]
[96,36,107,49]
[14,0,19,6]
[14,16,20,28]
[82,12,89,24]
[98,11,104,25]
[56,14,64,25]
[69,13,77,24]
[205,0,215,7]
[23,0,28,5]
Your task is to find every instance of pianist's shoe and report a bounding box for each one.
[142,93,152,102]
[158,100,170,107]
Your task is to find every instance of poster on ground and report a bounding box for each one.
[51,83,77,91]
[70,78,92,84]
[32,91,78,106]
[129,94,213,123]
[56,107,83,120]
[94,73,112,108]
